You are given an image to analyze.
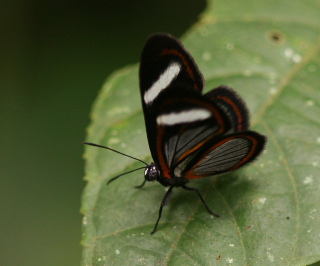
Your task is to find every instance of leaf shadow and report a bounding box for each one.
[164,171,256,225]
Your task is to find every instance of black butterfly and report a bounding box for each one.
[85,33,267,234]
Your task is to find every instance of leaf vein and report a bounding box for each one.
[252,38,320,126]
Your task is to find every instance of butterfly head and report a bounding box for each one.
[144,162,160,182]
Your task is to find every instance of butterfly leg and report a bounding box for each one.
[151,185,174,235]
[181,185,220,218]
[134,179,147,189]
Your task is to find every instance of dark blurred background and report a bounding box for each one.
[0,1,205,265]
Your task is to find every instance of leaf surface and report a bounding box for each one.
[82,0,320,265]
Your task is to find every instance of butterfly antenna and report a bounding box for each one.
[83,142,148,165]
[107,166,146,185]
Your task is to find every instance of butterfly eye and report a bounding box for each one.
[144,163,160,181]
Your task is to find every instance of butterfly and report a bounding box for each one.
[84,33,267,234]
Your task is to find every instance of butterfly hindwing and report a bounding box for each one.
[151,88,232,180]
[205,85,250,132]
[181,131,266,179]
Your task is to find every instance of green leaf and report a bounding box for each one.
[82,0,320,265]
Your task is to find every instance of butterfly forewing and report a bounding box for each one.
[139,34,207,165]
[139,33,204,114]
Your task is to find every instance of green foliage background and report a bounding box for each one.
[83,0,320,265]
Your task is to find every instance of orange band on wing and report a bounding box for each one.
[212,95,244,131]
[156,127,172,179]
[230,135,258,169]
[161,49,200,91]
[163,98,228,165]
[185,134,259,180]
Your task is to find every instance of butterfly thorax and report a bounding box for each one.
[144,162,189,187]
